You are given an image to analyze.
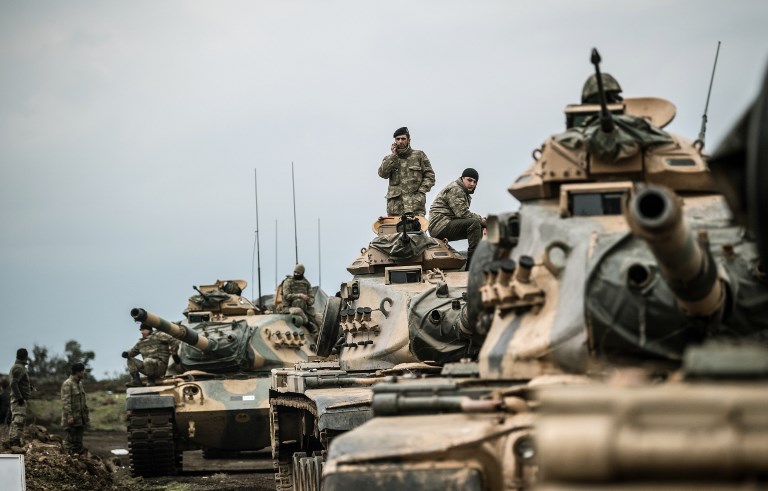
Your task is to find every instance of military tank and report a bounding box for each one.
[321,50,768,490]
[125,279,322,477]
[269,214,484,490]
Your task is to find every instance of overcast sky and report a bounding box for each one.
[1,1,767,379]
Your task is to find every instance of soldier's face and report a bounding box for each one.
[140,328,151,338]
[394,135,409,148]
[462,176,478,192]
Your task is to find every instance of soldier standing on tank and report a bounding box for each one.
[280,264,317,333]
[428,168,486,267]
[7,348,32,448]
[378,126,436,217]
[122,324,177,387]
[61,362,89,454]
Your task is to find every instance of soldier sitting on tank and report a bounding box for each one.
[279,264,318,334]
[122,323,180,387]
[428,168,486,267]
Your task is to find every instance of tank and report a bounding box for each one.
[125,279,321,477]
[321,49,768,490]
[269,214,484,490]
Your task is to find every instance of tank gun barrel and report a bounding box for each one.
[131,307,213,352]
[625,186,724,317]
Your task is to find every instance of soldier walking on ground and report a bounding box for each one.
[428,168,486,267]
[378,126,436,216]
[61,362,89,454]
[280,264,318,333]
[122,323,177,387]
[8,348,32,448]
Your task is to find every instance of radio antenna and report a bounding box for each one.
[317,218,322,288]
[291,161,299,264]
[698,41,721,145]
[252,169,263,308]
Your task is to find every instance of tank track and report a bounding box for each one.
[271,396,327,491]
[127,408,182,477]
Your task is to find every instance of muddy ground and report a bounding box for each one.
[4,427,277,491]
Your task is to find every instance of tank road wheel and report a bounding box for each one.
[127,408,181,477]
[316,296,342,357]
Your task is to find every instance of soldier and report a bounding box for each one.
[280,264,317,332]
[122,323,177,387]
[378,126,436,216]
[8,348,31,448]
[61,362,89,454]
[581,72,623,104]
[0,378,10,427]
[428,168,486,267]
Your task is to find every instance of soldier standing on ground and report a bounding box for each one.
[280,264,317,333]
[122,324,177,387]
[61,362,89,454]
[8,348,32,448]
[428,168,486,267]
[378,126,436,216]
[0,379,10,428]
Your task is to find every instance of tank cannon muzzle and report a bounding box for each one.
[625,185,724,317]
[130,307,212,352]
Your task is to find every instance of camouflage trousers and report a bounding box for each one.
[429,217,483,265]
[127,357,168,379]
[9,400,26,442]
[386,192,426,217]
[64,425,85,454]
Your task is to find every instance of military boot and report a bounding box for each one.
[146,377,157,386]
[125,372,143,388]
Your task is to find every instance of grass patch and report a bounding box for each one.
[28,390,126,432]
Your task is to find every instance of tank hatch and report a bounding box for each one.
[347,215,466,274]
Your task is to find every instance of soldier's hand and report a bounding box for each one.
[121,351,129,359]
[67,416,75,426]
[391,142,397,154]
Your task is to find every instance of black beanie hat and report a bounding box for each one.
[462,168,479,181]
[393,127,409,138]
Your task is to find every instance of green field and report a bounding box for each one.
[28,389,126,432]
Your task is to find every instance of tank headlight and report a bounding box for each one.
[513,435,536,463]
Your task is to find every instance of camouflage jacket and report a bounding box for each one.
[282,277,313,305]
[61,375,89,427]
[127,331,177,362]
[9,359,31,402]
[378,147,436,200]
[428,178,482,235]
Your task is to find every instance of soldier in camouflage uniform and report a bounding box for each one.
[61,362,89,454]
[122,323,178,387]
[280,264,317,333]
[378,126,436,216]
[7,348,32,448]
[428,168,485,267]
[581,72,623,104]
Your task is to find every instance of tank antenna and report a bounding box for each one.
[317,217,322,288]
[253,168,263,309]
[291,161,299,264]
[274,219,278,287]
[698,41,721,146]
[590,48,615,133]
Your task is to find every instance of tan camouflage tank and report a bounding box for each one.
[321,50,768,490]
[125,279,322,477]
[269,214,485,490]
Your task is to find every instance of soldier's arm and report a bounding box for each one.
[378,154,398,178]
[446,187,482,221]
[127,342,141,358]
[9,366,23,400]
[61,381,72,421]
[418,153,436,193]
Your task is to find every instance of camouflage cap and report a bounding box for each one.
[294,263,305,275]
[582,73,622,103]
